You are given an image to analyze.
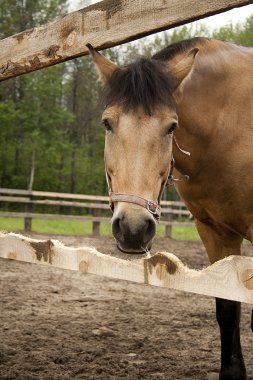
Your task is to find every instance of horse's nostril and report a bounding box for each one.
[112,215,125,242]
[112,212,156,252]
[144,218,156,243]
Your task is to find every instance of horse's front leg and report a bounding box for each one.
[195,220,246,380]
[216,298,246,380]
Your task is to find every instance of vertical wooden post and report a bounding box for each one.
[24,151,35,232]
[165,215,172,238]
[24,197,33,231]
[92,208,101,236]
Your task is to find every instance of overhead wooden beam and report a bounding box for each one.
[0,0,251,81]
[1,232,253,304]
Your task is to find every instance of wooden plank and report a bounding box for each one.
[0,188,109,202]
[0,232,253,304]
[161,200,185,207]
[0,0,251,80]
[160,220,195,227]
[0,196,189,214]
[0,196,110,209]
[0,196,30,203]
[162,209,191,215]
[0,188,185,209]
[0,211,110,223]
[0,189,186,208]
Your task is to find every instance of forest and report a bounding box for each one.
[0,0,252,198]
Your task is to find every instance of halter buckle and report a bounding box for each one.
[147,201,159,215]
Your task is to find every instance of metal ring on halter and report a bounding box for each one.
[147,201,160,215]
[109,192,161,221]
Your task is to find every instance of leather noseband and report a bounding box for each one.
[109,192,162,222]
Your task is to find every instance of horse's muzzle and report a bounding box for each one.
[112,211,156,253]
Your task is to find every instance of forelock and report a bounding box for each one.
[101,57,176,115]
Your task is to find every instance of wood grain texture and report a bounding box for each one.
[0,0,251,80]
[0,211,111,222]
[0,188,184,206]
[0,188,109,201]
[0,188,187,207]
[0,195,190,215]
[1,232,253,303]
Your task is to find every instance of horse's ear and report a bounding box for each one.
[86,44,119,84]
[171,48,199,89]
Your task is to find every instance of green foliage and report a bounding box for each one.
[213,14,253,46]
[0,0,67,39]
[0,4,252,199]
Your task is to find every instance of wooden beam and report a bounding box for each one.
[0,211,110,222]
[0,232,253,303]
[0,188,109,202]
[0,0,251,80]
[0,188,185,206]
[0,195,190,215]
[0,196,110,209]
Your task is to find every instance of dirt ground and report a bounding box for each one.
[0,233,253,380]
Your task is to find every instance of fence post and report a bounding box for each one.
[165,215,172,238]
[25,150,35,232]
[24,195,33,231]
[92,208,101,236]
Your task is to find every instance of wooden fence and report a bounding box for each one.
[1,0,252,304]
[0,188,194,237]
[1,232,253,304]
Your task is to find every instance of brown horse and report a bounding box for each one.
[87,37,253,379]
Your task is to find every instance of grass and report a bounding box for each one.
[2,217,250,244]
[0,216,200,240]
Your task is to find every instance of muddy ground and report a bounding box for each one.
[0,233,252,380]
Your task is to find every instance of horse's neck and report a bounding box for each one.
[172,41,253,177]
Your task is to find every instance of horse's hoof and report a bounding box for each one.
[219,354,247,380]
[219,367,247,380]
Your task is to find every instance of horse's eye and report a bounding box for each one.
[102,119,113,132]
[167,122,178,135]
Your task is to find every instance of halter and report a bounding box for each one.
[106,136,190,222]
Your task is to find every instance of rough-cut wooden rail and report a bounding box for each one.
[0,196,191,215]
[1,232,253,304]
[0,188,109,202]
[0,187,190,211]
[0,188,184,206]
[0,0,251,81]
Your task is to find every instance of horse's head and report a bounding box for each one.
[87,44,197,253]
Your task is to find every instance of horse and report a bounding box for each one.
[87,37,253,379]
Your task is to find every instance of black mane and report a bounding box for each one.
[102,57,176,115]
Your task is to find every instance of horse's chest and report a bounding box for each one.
[183,196,250,238]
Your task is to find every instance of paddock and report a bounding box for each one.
[1,0,253,378]
[1,233,253,380]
